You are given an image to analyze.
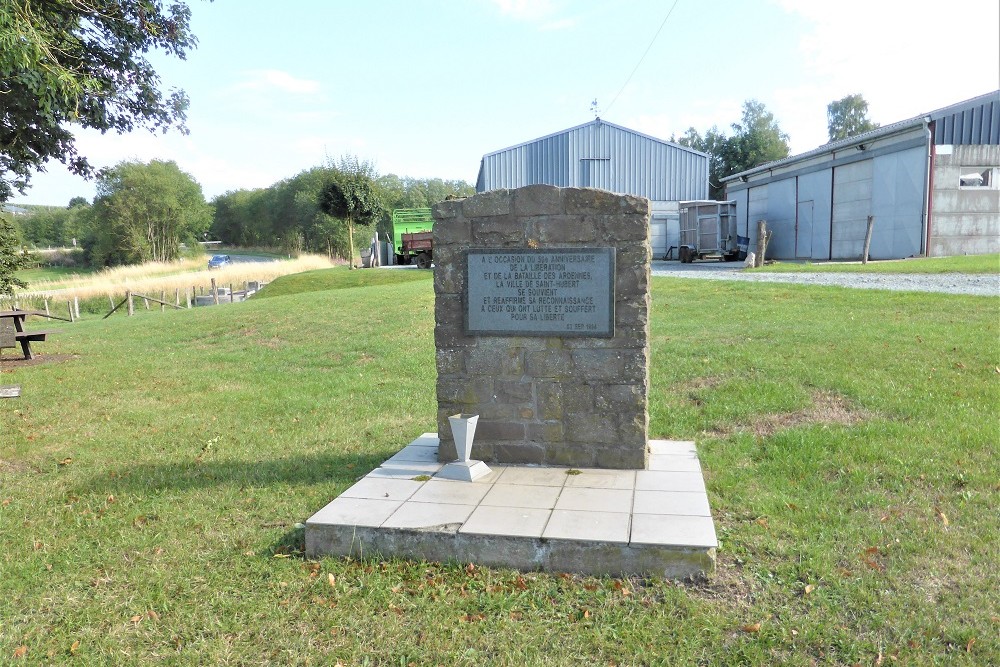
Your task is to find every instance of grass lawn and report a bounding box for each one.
[1,268,997,665]
[754,253,999,274]
[13,266,96,283]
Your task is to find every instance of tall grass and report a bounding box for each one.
[4,255,337,312]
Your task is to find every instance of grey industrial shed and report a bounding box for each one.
[722,91,1000,260]
[476,119,709,258]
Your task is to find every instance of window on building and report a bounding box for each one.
[959,168,993,188]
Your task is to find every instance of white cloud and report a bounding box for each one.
[772,0,999,152]
[229,69,321,95]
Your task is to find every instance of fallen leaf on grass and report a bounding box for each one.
[58,458,72,466]
[785,502,799,511]
[69,640,80,655]
[935,507,949,527]
[509,611,523,621]
[146,610,159,620]
[273,554,291,559]
[514,576,528,591]
[966,638,976,653]
[460,614,485,623]
[13,646,27,658]
[804,584,815,595]
[755,517,769,530]
[130,615,143,624]
[741,622,761,633]
[2,498,11,506]
[328,573,336,587]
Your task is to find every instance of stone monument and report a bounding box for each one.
[432,184,650,470]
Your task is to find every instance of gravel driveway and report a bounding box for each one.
[650,260,999,297]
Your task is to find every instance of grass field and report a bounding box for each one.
[755,253,999,274]
[1,268,997,665]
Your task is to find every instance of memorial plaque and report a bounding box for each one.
[465,248,615,337]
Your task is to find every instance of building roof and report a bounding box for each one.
[722,90,1000,183]
[480,118,709,160]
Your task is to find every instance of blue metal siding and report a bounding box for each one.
[477,120,708,199]
[933,92,1000,145]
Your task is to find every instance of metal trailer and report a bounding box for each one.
[391,208,434,268]
[677,200,742,263]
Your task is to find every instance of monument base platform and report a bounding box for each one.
[305,435,717,579]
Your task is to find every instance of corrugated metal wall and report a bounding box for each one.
[478,120,708,201]
[933,93,1000,145]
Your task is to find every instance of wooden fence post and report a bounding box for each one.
[127,291,134,317]
[74,296,80,320]
[229,283,234,303]
[160,290,166,313]
[175,288,180,308]
[67,300,74,323]
[862,215,875,265]
[186,288,192,309]
[44,299,50,316]
[211,278,219,305]
[109,294,115,310]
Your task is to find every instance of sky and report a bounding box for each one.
[12,0,1000,206]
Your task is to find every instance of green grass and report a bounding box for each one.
[254,265,432,299]
[754,253,999,274]
[1,269,997,665]
[14,265,96,283]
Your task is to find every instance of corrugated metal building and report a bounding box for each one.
[722,91,1000,260]
[477,119,709,257]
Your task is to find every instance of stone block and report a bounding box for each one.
[433,255,464,294]
[593,384,644,410]
[476,420,526,441]
[535,217,597,244]
[514,184,564,216]
[525,350,573,378]
[565,413,618,443]
[492,442,545,464]
[433,222,471,247]
[436,348,465,376]
[563,188,622,215]
[466,346,523,377]
[570,349,625,380]
[463,190,511,218]
[536,382,563,420]
[526,421,564,442]
[494,380,533,402]
[471,216,525,245]
[594,446,646,470]
[618,194,650,215]
[432,199,464,220]
[560,385,594,414]
[544,444,596,467]
[437,377,494,405]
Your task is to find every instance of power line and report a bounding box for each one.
[604,0,681,114]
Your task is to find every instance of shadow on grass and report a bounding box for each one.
[76,452,390,495]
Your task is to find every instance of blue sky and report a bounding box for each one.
[14,0,1000,206]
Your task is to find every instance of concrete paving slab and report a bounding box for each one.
[555,487,633,513]
[495,466,570,486]
[460,506,551,538]
[544,509,631,543]
[382,502,475,530]
[635,470,706,493]
[481,483,562,509]
[633,490,711,516]
[306,435,718,578]
[647,455,704,472]
[564,469,636,489]
[631,514,717,548]
[309,497,402,527]
[340,477,425,502]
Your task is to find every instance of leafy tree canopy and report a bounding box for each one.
[318,156,385,268]
[0,0,198,203]
[675,100,790,199]
[88,160,209,266]
[0,215,28,295]
[827,94,879,142]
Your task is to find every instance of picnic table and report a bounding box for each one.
[0,310,61,360]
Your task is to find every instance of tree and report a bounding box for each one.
[827,94,879,142]
[0,1,197,203]
[0,216,28,295]
[88,160,210,266]
[318,157,385,269]
[675,100,791,199]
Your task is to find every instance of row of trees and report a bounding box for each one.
[211,160,474,257]
[8,157,475,272]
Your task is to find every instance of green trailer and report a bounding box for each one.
[392,208,434,269]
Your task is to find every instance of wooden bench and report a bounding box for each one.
[13,330,59,360]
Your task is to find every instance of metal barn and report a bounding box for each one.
[722,91,1000,260]
[476,119,709,258]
